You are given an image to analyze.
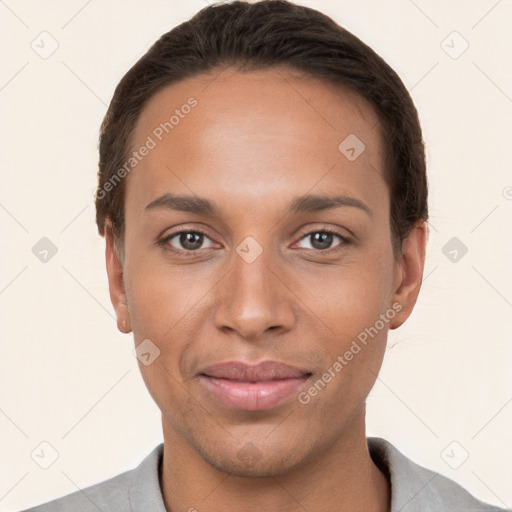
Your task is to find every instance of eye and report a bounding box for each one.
[158,228,350,256]
[160,229,216,254]
[295,229,350,252]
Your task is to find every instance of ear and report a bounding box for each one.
[389,221,428,330]
[104,220,132,334]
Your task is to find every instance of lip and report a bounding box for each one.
[198,361,312,411]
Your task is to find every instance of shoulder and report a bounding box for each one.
[21,470,133,512]
[20,444,165,512]
[368,437,509,512]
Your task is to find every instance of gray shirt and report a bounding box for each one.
[21,437,508,511]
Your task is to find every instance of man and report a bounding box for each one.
[22,1,508,511]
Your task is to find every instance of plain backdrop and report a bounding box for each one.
[1,0,511,510]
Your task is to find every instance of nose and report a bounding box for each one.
[213,241,295,341]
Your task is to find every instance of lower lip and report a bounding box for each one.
[199,375,309,411]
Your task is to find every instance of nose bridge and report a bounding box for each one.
[233,238,272,302]
[214,235,293,338]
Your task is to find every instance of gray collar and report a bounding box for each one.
[128,437,502,511]
[129,443,166,512]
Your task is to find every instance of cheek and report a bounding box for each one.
[299,251,394,390]
[297,273,392,424]
[124,254,211,341]
[303,257,393,339]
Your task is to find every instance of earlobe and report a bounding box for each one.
[104,221,132,334]
[389,221,428,330]
[117,317,131,335]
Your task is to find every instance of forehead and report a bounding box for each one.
[127,67,386,216]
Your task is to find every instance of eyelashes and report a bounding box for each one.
[158,229,215,256]
[295,229,350,252]
[157,227,351,257]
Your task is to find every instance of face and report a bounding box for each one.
[106,67,426,477]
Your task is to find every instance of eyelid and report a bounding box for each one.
[158,225,351,256]
[159,227,217,254]
[293,227,351,252]
[295,222,354,240]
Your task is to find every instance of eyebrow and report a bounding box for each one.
[145,192,372,217]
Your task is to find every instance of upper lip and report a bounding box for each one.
[199,361,311,381]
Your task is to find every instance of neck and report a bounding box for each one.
[159,408,390,512]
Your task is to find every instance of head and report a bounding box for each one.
[98,0,428,477]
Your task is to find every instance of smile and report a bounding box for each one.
[198,360,312,411]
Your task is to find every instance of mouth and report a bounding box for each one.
[198,360,312,411]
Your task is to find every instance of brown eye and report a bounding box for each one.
[162,230,215,253]
[178,232,204,251]
[296,230,349,252]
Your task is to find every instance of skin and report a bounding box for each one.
[105,67,427,512]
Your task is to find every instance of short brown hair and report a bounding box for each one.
[95,0,428,258]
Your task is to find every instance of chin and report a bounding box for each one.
[192,436,311,478]
[203,450,301,478]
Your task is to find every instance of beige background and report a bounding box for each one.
[1,0,511,510]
